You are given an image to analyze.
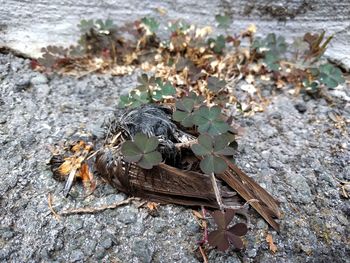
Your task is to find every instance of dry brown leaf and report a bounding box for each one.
[71,140,86,152]
[266,233,277,253]
[58,159,74,176]
[192,210,204,219]
[146,202,159,211]
[247,24,257,34]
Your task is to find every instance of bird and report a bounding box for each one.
[94,104,281,231]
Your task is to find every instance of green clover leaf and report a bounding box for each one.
[172,98,196,127]
[215,14,232,29]
[152,79,176,101]
[137,74,156,92]
[191,134,236,174]
[141,17,159,34]
[318,63,345,89]
[121,133,162,169]
[208,35,226,54]
[193,106,230,135]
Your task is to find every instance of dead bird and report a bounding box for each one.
[95,104,281,231]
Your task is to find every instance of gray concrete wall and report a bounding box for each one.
[0,0,349,68]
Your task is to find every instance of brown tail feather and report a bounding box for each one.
[217,157,280,231]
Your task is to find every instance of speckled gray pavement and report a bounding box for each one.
[0,53,349,262]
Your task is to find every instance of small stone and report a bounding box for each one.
[70,249,84,262]
[256,219,268,230]
[336,214,348,225]
[133,239,153,263]
[153,218,167,233]
[118,211,137,224]
[261,125,278,138]
[247,248,257,258]
[286,172,313,203]
[15,76,31,91]
[269,160,281,169]
[100,237,113,249]
[90,75,106,89]
[269,112,282,120]
[295,103,307,113]
[35,84,51,98]
[94,247,106,260]
[0,227,15,240]
[31,74,48,85]
[82,239,97,256]
[67,218,84,231]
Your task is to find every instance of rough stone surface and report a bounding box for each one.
[0,0,349,69]
[0,53,349,262]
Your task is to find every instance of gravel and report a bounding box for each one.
[0,52,349,262]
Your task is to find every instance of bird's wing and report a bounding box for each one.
[216,157,281,231]
[95,148,243,209]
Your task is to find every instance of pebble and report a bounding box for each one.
[133,239,153,263]
[100,236,114,249]
[70,249,85,262]
[15,75,31,91]
[118,210,137,225]
[30,73,48,85]
[295,103,307,113]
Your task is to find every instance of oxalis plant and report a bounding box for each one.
[119,72,248,253]
[36,14,345,102]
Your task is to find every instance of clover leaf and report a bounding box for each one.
[95,19,115,33]
[208,210,248,251]
[172,98,196,127]
[208,35,226,54]
[168,20,190,33]
[152,80,176,101]
[252,33,287,71]
[141,17,159,34]
[191,134,235,174]
[78,19,115,35]
[215,14,232,29]
[264,51,280,71]
[121,133,162,169]
[318,63,345,89]
[137,74,156,92]
[78,19,95,34]
[207,76,226,92]
[193,106,230,135]
[188,91,205,105]
[118,91,150,108]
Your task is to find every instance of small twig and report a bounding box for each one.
[59,197,138,216]
[174,139,197,150]
[137,201,147,208]
[210,172,225,210]
[199,245,209,263]
[48,193,61,221]
[86,149,100,161]
[202,206,208,243]
[76,67,101,79]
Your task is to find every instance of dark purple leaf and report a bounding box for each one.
[208,210,247,252]
[228,223,248,236]
[226,231,244,249]
[208,230,230,252]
